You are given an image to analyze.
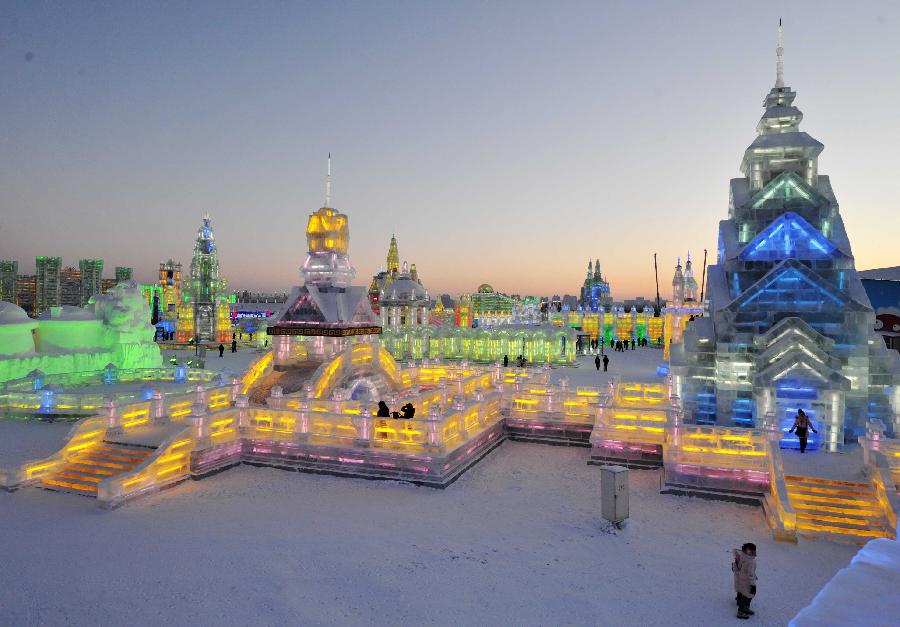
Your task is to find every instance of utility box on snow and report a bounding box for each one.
[600,465,629,525]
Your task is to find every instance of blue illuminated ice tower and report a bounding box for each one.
[670,23,900,450]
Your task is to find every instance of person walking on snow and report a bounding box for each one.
[602,354,609,372]
[594,355,601,371]
[732,542,758,619]
[231,339,237,353]
[788,408,817,453]
[218,343,224,358]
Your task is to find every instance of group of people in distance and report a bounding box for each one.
[502,354,529,368]
[376,401,416,419]
[610,337,651,352]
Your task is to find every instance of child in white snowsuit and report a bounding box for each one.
[732,542,758,619]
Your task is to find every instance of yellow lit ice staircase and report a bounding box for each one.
[39,443,156,497]
[784,474,894,542]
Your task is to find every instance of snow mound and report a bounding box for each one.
[38,306,95,321]
[791,533,900,626]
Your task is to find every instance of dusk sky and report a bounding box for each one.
[2,1,898,299]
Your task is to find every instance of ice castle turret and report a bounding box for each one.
[670,23,900,448]
[683,253,699,303]
[579,259,612,311]
[671,257,685,307]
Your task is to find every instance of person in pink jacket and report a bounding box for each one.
[732,542,758,619]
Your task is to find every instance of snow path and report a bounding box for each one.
[0,441,855,626]
[0,420,73,466]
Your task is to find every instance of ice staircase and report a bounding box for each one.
[784,474,894,542]
[39,442,156,498]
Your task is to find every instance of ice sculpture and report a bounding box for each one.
[0,281,162,383]
[670,24,900,449]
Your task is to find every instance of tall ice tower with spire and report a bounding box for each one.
[670,22,900,449]
[176,214,230,342]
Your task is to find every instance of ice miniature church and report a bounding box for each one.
[671,23,900,449]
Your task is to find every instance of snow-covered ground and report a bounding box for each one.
[161,345,266,378]
[0,420,73,466]
[0,347,864,625]
[0,440,856,626]
[551,348,665,387]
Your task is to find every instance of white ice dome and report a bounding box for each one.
[383,277,427,303]
[0,301,30,324]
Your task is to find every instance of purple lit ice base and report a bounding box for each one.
[505,416,593,446]
[189,422,505,488]
[664,463,769,494]
[589,439,663,468]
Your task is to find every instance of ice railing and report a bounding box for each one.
[3,365,225,391]
[763,424,797,542]
[859,420,900,537]
[665,425,768,471]
[0,365,238,418]
[0,382,240,490]
[239,351,273,395]
[503,379,608,425]
[193,391,503,456]
[282,359,502,405]
[663,424,771,494]
[97,426,194,509]
[590,380,676,447]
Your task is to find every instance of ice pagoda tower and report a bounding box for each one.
[268,156,381,366]
[176,215,230,342]
[670,23,900,449]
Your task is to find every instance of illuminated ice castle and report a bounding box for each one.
[670,23,900,449]
[579,259,612,311]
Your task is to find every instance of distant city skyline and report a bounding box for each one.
[2,2,898,299]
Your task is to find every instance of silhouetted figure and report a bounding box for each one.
[264,338,268,348]
[594,355,601,371]
[401,403,415,419]
[789,409,818,453]
[610,338,614,349]
[218,343,225,357]
[249,332,253,342]
[603,354,609,372]
[376,401,390,417]
[391,411,401,418]
[503,354,509,367]
[615,340,622,352]
[631,339,636,350]
[232,331,236,341]
[231,339,237,353]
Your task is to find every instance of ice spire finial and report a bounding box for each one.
[775,19,785,88]
[325,153,332,207]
